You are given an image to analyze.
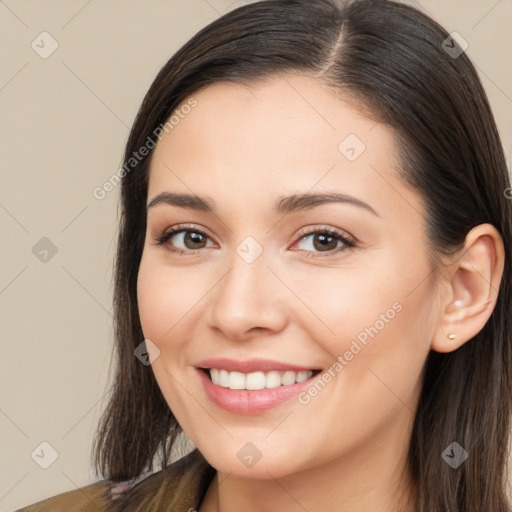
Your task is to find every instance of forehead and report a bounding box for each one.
[151,74,389,169]
[147,74,423,223]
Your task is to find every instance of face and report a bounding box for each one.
[137,74,440,480]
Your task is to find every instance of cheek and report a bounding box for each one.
[311,248,436,352]
[296,254,435,404]
[283,264,401,355]
[136,256,199,417]
[137,257,185,349]
[137,260,166,340]
[136,254,214,363]
[288,269,434,461]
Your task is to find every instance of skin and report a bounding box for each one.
[136,74,505,512]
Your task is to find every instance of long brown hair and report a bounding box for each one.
[92,1,512,510]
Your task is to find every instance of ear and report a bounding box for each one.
[431,223,505,353]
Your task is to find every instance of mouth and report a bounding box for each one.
[194,358,324,414]
[200,368,322,390]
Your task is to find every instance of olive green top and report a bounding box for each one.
[15,449,216,512]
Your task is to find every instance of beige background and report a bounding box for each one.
[1,1,511,510]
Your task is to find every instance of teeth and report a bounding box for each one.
[208,369,314,390]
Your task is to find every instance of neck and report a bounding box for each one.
[199,410,418,512]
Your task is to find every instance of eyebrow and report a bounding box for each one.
[147,192,378,217]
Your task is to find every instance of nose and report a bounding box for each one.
[207,246,288,342]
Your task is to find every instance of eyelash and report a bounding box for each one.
[153,223,356,258]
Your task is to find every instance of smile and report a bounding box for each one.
[194,359,323,414]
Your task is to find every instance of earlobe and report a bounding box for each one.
[431,223,505,354]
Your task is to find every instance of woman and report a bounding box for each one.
[16,0,512,510]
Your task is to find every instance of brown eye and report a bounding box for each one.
[156,226,215,252]
[293,227,356,258]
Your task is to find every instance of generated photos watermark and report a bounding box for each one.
[298,301,403,405]
[92,97,198,200]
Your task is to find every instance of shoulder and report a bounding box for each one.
[13,478,110,512]
[115,448,216,511]
[14,449,216,512]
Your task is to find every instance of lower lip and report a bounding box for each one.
[196,368,319,415]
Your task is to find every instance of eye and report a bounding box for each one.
[292,227,356,257]
[154,224,215,254]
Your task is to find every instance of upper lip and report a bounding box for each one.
[195,358,320,373]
